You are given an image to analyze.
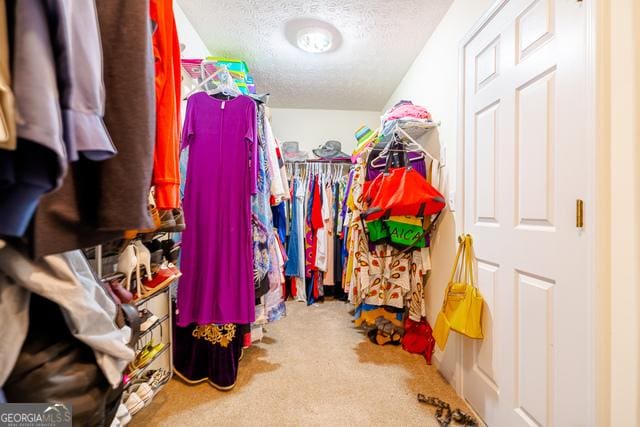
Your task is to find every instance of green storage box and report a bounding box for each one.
[206,56,250,75]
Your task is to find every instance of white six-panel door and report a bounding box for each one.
[460,0,592,425]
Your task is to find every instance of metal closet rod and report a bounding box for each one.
[284,160,351,164]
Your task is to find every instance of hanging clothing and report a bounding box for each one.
[343,118,443,328]
[251,104,274,289]
[178,93,257,326]
[274,139,290,205]
[322,181,335,285]
[284,176,307,302]
[92,0,157,231]
[265,235,286,322]
[252,218,271,301]
[31,0,156,255]
[12,0,115,165]
[264,119,288,203]
[285,179,302,277]
[313,178,327,272]
[304,177,317,279]
[2,0,120,240]
[0,140,58,238]
[150,0,182,209]
[271,203,287,245]
[294,179,307,300]
[173,319,246,390]
[332,181,345,293]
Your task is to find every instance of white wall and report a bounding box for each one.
[384,0,494,196]
[597,0,640,424]
[269,108,380,155]
[381,0,494,386]
[174,2,210,59]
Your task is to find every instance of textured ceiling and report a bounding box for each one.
[178,0,453,110]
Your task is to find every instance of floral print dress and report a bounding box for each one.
[345,148,431,324]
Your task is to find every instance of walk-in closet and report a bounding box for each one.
[0,0,637,426]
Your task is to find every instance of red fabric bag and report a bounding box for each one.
[365,166,445,221]
[402,318,436,364]
[363,141,445,221]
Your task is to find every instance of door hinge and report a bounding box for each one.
[576,199,584,228]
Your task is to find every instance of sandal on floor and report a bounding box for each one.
[368,329,402,346]
[367,328,381,344]
[417,394,478,427]
[388,331,402,346]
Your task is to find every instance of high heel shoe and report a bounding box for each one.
[133,240,153,280]
[117,244,139,291]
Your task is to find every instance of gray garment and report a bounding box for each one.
[11,0,115,179]
[0,245,133,388]
[49,0,115,162]
[11,0,66,179]
[32,0,156,256]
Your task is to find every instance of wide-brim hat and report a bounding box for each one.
[312,140,349,159]
[282,141,309,161]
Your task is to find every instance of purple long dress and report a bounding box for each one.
[177,92,257,326]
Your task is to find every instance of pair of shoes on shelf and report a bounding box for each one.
[149,249,163,265]
[123,190,163,240]
[142,368,171,391]
[117,370,169,424]
[127,341,166,377]
[111,402,132,426]
[118,240,180,300]
[142,236,181,264]
[157,208,186,233]
[140,262,181,297]
[139,309,159,332]
[117,240,153,292]
[161,239,180,264]
[121,381,154,418]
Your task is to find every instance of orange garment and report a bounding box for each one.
[150,0,181,208]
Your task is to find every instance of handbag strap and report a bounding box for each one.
[119,304,142,347]
[382,140,395,174]
[448,235,466,284]
[382,135,411,174]
[464,234,477,289]
[395,135,411,170]
[440,234,469,312]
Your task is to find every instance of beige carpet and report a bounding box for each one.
[131,300,471,426]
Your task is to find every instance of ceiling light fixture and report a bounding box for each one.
[296,27,333,53]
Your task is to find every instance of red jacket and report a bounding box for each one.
[150,0,181,208]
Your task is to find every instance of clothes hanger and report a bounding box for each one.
[183,64,240,100]
[370,124,437,169]
[384,127,430,158]
[183,66,224,99]
[369,136,423,169]
[206,65,241,99]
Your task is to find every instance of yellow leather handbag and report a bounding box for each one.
[433,234,484,350]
